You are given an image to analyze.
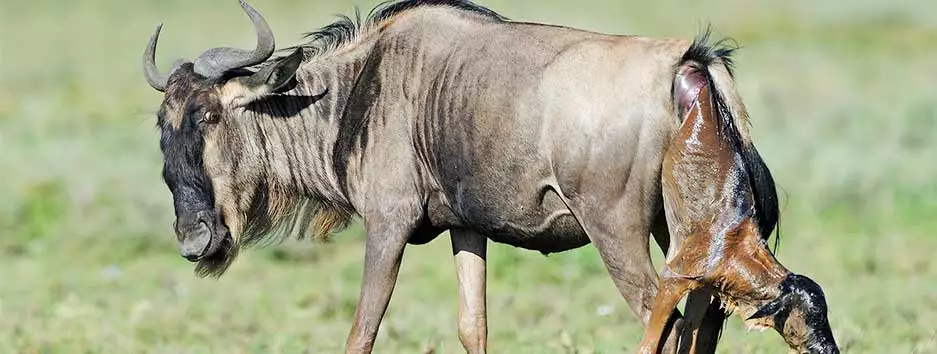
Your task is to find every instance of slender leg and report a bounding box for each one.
[677,287,714,354]
[567,200,682,353]
[451,229,488,354]
[692,295,726,353]
[652,214,724,354]
[638,274,697,354]
[345,221,411,354]
[651,212,696,353]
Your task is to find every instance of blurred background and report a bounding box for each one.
[1,0,935,352]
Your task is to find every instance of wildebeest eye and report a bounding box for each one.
[203,111,217,123]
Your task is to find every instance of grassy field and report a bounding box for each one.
[2,0,936,352]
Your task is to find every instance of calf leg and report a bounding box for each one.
[638,272,698,354]
[345,219,412,354]
[450,229,488,354]
[677,287,722,354]
[692,295,726,353]
[652,214,724,354]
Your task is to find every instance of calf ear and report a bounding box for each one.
[225,48,303,106]
[747,297,784,320]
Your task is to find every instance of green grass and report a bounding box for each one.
[2,0,936,352]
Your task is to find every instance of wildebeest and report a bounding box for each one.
[636,47,838,354]
[141,0,837,353]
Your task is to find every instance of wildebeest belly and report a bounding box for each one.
[485,212,589,254]
[454,185,590,254]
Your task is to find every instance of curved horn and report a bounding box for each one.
[143,24,169,92]
[193,0,275,78]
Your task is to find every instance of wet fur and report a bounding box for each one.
[643,31,836,353]
[747,274,838,353]
[677,30,780,250]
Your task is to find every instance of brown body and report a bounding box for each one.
[637,59,838,354]
[141,1,837,353]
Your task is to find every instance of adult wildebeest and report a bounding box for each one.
[141,0,838,353]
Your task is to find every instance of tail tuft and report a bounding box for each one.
[680,27,739,78]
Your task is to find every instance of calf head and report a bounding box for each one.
[748,274,839,354]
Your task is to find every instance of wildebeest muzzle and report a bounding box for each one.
[174,209,229,262]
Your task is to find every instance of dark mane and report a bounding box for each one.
[680,30,781,252]
[290,0,506,58]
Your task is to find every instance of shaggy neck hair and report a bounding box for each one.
[196,0,506,277]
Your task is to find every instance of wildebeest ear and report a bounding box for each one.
[247,48,303,91]
[226,48,303,106]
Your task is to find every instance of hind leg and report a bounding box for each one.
[566,198,683,353]
[450,229,488,354]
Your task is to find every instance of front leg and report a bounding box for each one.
[676,287,724,354]
[638,272,697,354]
[451,229,488,354]
[653,215,724,354]
[345,218,412,354]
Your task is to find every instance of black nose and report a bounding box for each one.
[176,212,214,262]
